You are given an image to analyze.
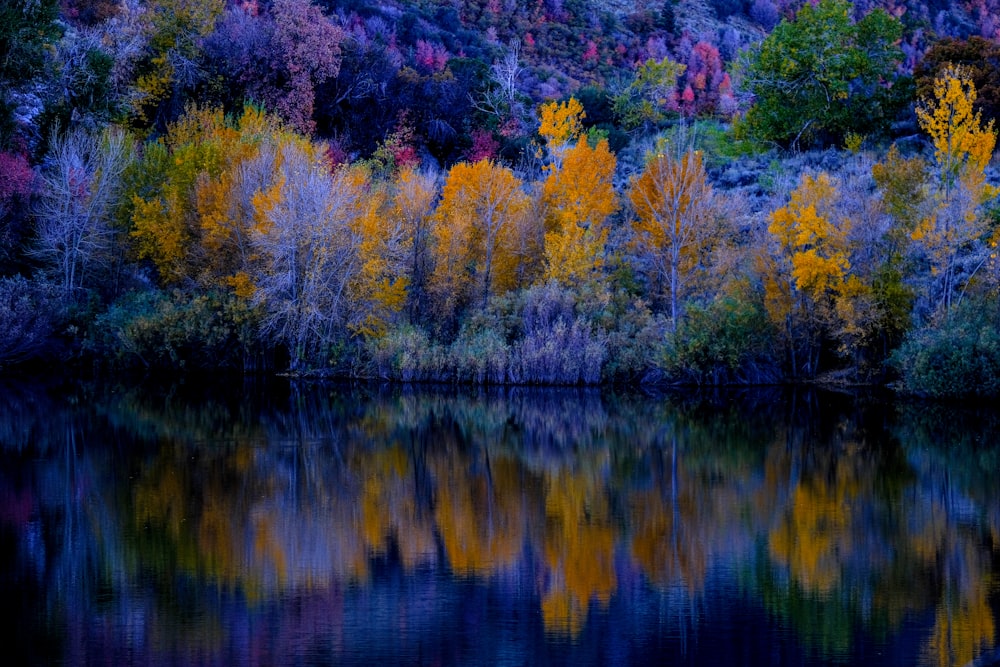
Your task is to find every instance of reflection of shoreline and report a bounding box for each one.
[1,381,998,664]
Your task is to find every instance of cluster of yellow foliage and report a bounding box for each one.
[541,136,617,287]
[537,98,585,148]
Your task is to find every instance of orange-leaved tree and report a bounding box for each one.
[764,172,850,376]
[912,66,998,313]
[430,160,534,322]
[541,135,617,288]
[387,165,439,320]
[538,97,585,155]
[628,147,721,332]
[130,105,285,291]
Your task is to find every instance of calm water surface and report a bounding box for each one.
[1,378,998,666]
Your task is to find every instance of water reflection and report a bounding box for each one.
[0,379,998,666]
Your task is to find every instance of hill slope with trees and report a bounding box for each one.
[1,0,999,396]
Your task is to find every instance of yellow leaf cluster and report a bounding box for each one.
[538,97,586,148]
[541,136,617,286]
[768,172,849,299]
[916,66,997,194]
[431,160,532,314]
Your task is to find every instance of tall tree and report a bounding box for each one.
[541,136,616,288]
[250,139,366,369]
[628,148,721,332]
[388,166,439,320]
[129,105,282,289]
[431,160,533,320]
[34,127,132,291]
[739,0,903,148]
[764,172,849,376]
[912,66,998,314]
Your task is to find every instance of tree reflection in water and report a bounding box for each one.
[0,379,997,666]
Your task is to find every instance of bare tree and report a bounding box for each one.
[250,140,365,369]
[33,127,131,291]
[472,40,530,137]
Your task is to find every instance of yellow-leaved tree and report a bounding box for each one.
[541,136,617,287]
[130,105,284,291]
[764,172,850,376]
[387,165,439,319]
[538,97,585,156]
[628,148,722,332]
[430,160,534,321]
[912,66,998,313]
[348,168,410,339]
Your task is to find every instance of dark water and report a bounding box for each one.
[1,378,998,666]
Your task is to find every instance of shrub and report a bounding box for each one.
[511,282,606,384]
[367,325,446,382]
[0,277,64,367]
[450,324,510,384]
[661,292,779,385]
[87,290,261,371]
[891,301,1000,398]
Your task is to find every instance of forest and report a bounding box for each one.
[2,0,1000,396]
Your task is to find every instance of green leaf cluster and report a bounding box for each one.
[741,0,905,148]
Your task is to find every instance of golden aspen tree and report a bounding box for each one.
[765,172,849,376]
[912,66,998,313]
[430,160,532,320]
[916,66,996,196]
[628,148,720,332]
[388,166,439,319]
[195,106,285,296]
[348,169,410,339]
[538,97,585,149]
[540,136,617,287]
[131,106,283,289]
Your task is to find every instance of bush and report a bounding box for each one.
[0,276,64,367]
[661,292,779,385]
[451,324,510,384]
[511,282,606,384]
[367,325,447,382]
[891,301,1000,398]
[87,290,261,371]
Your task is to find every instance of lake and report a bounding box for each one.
[1,377,998,666]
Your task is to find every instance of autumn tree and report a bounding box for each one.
[538,97,585,155]
[763,172,850,376]
[387,166,439,320]
[348,169,410,339]
[739,0,904,148]
[250,139,365,369]
[541,135,616,288]
[129,105,282,289]
[430,160,535,322]
[628,147,722,331]
[912,66,998,314]
[34,127,132,291]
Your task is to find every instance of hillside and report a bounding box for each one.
[2,0,1000,396]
